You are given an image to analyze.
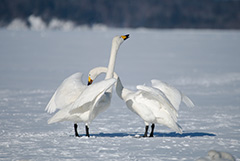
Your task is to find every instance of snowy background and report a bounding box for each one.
[0,28,239,160]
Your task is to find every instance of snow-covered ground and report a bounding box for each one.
[0,28,239,160]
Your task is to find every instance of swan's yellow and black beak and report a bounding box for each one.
[88,76,93,86]
[121,34,130,40]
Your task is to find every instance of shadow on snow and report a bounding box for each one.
[89,131,216,138]
[153,132,216,138]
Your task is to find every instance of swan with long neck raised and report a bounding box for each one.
[45,34,129,137]
[88,67,195,137]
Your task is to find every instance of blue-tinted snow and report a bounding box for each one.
[0,28,239,160]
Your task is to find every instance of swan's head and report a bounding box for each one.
[88,67,105,85]
[112,34,130,47]
[88,67,119,86]
[88,75,93,86]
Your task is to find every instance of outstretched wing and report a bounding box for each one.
[45,72,86,114]
[69,78,116,114]
[152,79,194,109]
[135,85,182,133]
[136,85,178,122]
[151,79,182,111]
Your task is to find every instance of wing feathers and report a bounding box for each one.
[151,79,194,110]
[70,78,116,112]
[45,72,85,114]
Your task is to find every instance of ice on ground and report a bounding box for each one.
[196,150,236,161]
[0,28,239,160]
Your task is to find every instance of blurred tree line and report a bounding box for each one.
[0,0,240,29]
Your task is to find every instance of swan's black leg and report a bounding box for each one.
[85,125,90,137]
[74,123,79,137]
[149,124,155,137]
[143,125,149,137]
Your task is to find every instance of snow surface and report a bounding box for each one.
[0,28,239,160]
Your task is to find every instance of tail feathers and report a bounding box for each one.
[173,122,183,134]
[48,118,57,124]
[48,116,62,124]
[182,94,194,108]
[157,118,183,134]
[47,110,68,124]
[165,121,182,134]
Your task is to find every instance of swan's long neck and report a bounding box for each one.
[115,77,132,101]
[116,77,124,99]
[89,66,130,100]
[105,40,120,80]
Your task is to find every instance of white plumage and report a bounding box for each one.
[88,67,194,136]
[45,72,85,114]
[126,84,182,134]
[45,34,129,137]
[196,150,236,161]
[152,79,194,111]
[47,77,116,124]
